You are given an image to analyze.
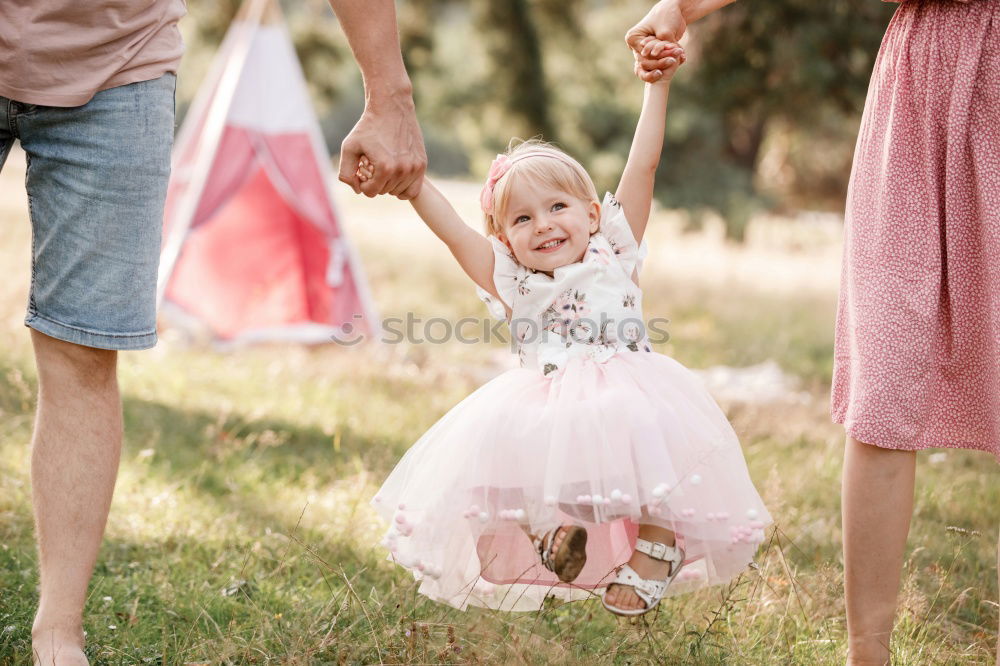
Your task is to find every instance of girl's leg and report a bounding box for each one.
[842,436,916,666]
[604,524,677,611]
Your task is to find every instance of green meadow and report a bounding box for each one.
[0,153,996,664]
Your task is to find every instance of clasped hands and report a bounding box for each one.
[346,31,687,193]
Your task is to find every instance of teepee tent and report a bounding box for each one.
[158,0,377,345]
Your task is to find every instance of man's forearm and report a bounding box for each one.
[327,0,412,101]
[330,0,426,198]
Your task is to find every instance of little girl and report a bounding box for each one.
[362,42,771,615]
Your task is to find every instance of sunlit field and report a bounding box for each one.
[1,147,996,664]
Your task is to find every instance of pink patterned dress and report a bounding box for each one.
[832,0,1000,461]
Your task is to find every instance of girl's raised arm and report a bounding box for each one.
[615,54,677,244]
[410,178,501,301]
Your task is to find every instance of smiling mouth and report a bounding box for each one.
[535,238,566,252]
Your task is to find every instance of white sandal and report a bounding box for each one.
[601,537,684,616]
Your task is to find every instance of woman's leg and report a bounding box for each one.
[604,524,677,611]
[842,436,916,665]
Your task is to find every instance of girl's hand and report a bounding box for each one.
[634,37,684,82]
[356,155,375,183]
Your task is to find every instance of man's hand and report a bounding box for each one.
[338,91,427,200]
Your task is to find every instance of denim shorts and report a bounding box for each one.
[0,74,175,350]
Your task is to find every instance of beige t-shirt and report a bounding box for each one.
[0,0,186,107]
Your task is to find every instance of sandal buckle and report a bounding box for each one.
[648,541,667,560]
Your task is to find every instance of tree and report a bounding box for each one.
[475,0,554,140]
[661,0,896,240]
[180,0,899,241]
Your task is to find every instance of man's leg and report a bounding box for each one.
[30,331,121,666]
[842,436,916,666]
[15,74,175,664]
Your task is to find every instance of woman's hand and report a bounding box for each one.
[627,1,688,83]
[627,0,738,81]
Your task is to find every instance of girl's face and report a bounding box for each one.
[497,180,600,273]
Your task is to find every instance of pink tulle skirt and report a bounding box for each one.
[373,351,772,611]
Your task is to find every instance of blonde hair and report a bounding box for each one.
[484,139,600,238]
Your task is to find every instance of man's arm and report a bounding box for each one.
[328,0,427,199]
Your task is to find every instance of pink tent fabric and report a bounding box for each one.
[159,0,376,344]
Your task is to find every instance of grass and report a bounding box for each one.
[0,155,997,664]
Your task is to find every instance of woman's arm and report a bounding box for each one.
[615,78,672,244]
[409,178,501,301]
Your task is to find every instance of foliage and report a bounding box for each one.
[178,0,898,241]
[664,0,897,239]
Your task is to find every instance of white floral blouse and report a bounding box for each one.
[478,193,653,376]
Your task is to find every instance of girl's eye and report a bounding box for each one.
[551,202,566,211]
[515,215,530,224]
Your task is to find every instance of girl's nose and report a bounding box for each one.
[534,216,553,233]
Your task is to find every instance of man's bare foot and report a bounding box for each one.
[604,524,677,612]
[32,626,89,666]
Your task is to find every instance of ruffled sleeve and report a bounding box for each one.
[598,192,648,278]
[476,235,521,320]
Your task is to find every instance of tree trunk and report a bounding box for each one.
[479,0,555,140]
[725,112,767,173]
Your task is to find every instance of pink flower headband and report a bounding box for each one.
[479,150,582,214]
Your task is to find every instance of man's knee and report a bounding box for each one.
[31,330,118,390]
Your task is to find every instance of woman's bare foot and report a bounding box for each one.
[844,634,892,666]
[604,524,677,612]
[32,626,89,666]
